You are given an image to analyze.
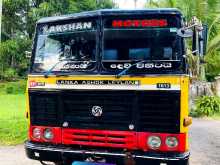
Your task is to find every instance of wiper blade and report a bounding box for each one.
[116,61,145,78]
[44,60,68,78]
[44,60,93,77]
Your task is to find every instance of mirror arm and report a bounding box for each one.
[182,23,197,30]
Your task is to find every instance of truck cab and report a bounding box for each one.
[25,9,206,165]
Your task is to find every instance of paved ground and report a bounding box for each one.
[189,118,220,165]
[0,118,220,165]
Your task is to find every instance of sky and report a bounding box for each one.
[115,0,146,9]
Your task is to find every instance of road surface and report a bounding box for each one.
[189,118,220,165]
[0,118,220,165]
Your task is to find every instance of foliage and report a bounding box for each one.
[0,80,27,94]
[6,86,14,94]
[1,0,116,80]
[2,0,116,39]
[205,52,220,81]
[1,0,30,40]
[0,38,31,80]
[195,96,220,116]
[19,0,116,38]
[4,68,18,81]
[186,49,200,79]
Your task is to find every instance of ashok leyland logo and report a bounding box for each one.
[91,106,103,117]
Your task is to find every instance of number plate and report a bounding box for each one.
[156,83,171,89]
[72,161,116,165]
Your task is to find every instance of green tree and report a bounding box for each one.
[27,0,115,37]
[2,0,116,39]
[2,0,30,40]
[0,0,116,80]
[0,38,31,80]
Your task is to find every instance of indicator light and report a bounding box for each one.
[166,136,179,148]
[32,128,41,139]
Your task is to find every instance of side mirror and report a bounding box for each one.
[194,24,208,57]
[192,26,198,56]
[177,28,193,38]
[200,24,208,56]
[192,25,208,56]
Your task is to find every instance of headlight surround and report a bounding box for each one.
[165,136,178,148]
[147,136,162,149]
[43,128,54,140]
[32,127,41,139]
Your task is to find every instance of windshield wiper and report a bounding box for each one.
[116,61,145,78]
[44,59,93,78]
[44,59,69,78]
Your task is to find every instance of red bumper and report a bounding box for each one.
[30,126,187,152]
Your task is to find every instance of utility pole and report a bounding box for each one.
[0,0,2,42]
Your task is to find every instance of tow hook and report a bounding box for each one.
[124,152,136,165]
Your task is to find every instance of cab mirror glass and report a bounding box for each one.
[201,24,208,56]
[177,28,193,38]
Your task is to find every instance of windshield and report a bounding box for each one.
[30,15,185,75]
[32,21,97,73]
[102,17,184,74]
[103,28,181,61]
[102,28,183,73]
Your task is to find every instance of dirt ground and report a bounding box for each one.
[0,118,220,165]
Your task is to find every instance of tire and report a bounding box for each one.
[187,160,190,165]
[182,159,189,165]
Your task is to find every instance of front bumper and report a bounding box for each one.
[25,141,190,165]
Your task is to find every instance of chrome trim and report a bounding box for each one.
[25,142,190,161]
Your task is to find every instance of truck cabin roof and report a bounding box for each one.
[37,8,183,24]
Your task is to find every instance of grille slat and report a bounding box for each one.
[29,90,180,133]
[62,129,136,149]
[29,92,59,126]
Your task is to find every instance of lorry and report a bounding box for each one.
[25,9,207,165]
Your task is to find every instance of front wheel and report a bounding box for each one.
[181,159,189,165]
[186,160,190,165]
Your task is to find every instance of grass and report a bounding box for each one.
[192,113,220,120]
[0,79,26,95]
[209,112,220,120]
[0,80,27,145]
[190,109,220,120]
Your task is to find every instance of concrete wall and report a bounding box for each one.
[190,81,213,109]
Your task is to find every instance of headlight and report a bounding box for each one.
[43,128,54,140]
[147,136,161,149]
[32,128,41,139]
[166,136,178,148]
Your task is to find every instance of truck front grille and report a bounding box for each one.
[138,92,180,132]
[29,90,180,133]
[29,92,60,126]
[62,128,136,149]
